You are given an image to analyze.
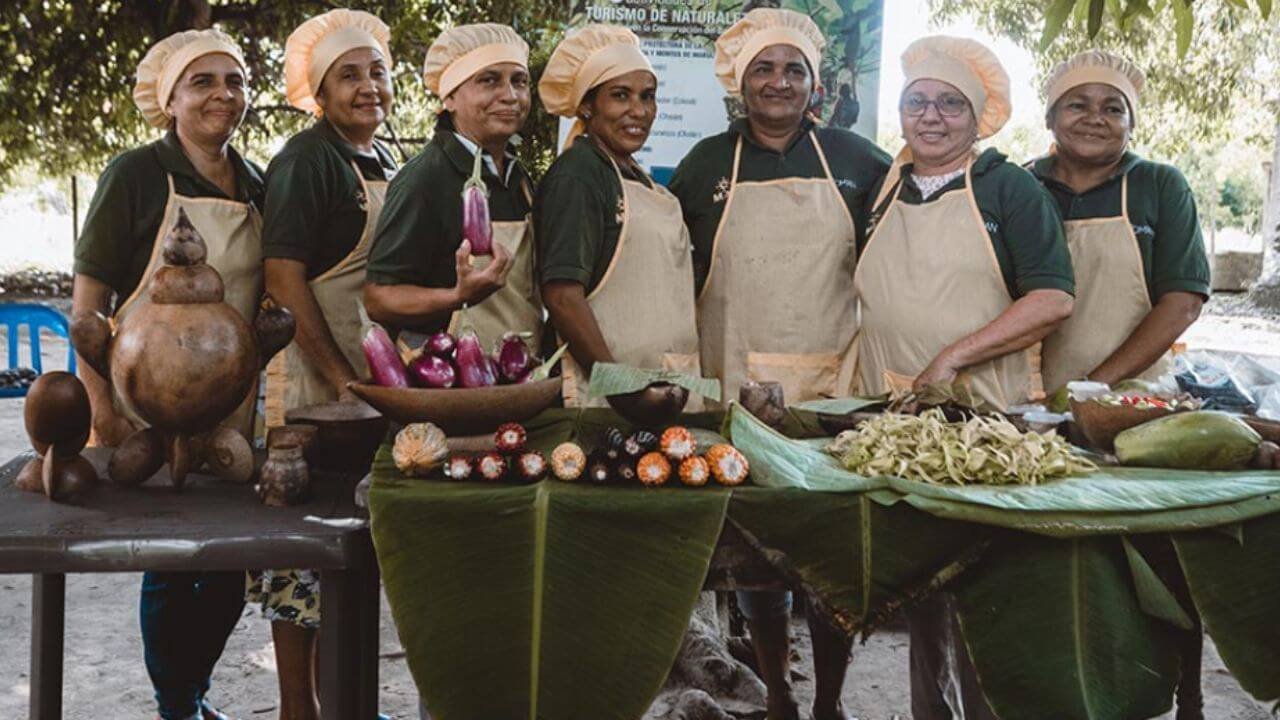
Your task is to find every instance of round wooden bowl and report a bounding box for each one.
[285,400,388,473]
[1070,398,1174,452]
[346,378,561,436]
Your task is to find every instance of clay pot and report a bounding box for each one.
[268,424,320,464]
[257,444,309,507]
[285,400,387,472]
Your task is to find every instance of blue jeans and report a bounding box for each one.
[140,571,246,720]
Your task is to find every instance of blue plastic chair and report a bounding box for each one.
[0,303,77,398]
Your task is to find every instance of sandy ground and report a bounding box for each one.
[0,327,1274,719]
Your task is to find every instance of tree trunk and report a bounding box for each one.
[1259,117,1280,288]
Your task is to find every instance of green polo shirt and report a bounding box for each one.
[366,114,533,297]
[1029,152,1210,303]
[535,135,653,293]
[262,119,398,279]
[74,131,264,310]
[864,148,1075,299]
[668,118,893,289]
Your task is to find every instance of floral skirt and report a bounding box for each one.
[245,569,320,629]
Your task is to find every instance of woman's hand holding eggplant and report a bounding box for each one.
[453,239,512,308]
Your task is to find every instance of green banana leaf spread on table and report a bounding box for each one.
[370,405,1280,720]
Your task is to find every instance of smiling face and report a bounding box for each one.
[444,62,531,148]
[580,69,657,162]
[899,79,977,172]
[316,46,393,139]
[741,44,813,131]
[1048,82,1132,166]
[166,53,247,144]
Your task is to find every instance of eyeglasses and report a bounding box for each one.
[900,94,970,118]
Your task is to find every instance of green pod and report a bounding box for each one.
[1115,410,1261,471]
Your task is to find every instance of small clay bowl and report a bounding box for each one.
[267,424,320,464]
[285,400,388,473]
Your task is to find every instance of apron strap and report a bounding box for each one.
[697,135,745,302]
[587,154,643,301]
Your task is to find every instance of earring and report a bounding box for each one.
[582,111,592,120]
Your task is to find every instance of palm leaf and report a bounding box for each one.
[1173,511,1280,701]
[954,535,1180,719]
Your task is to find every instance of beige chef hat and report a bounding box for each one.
[714,9,825,94]
[423,23,529,99]
[284,9,392,117]
[133,29,247,129]
[1044,49,1144,122]
[901,35,1011,140]
[539,24,653,145]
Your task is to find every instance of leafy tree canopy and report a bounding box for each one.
[0,0,570,182]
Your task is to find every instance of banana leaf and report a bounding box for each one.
[954,535,1181,720]
[728,488,995,635]
[369,446,731,720]
[1173,511,1280,701]
[726,403,1280,537]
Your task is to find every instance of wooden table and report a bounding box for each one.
[0,448,381,720]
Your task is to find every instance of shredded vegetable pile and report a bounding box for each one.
[825,409,1096,486]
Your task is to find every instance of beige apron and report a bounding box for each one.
[561,158,702,409]
[1041,174,1168,391]
[855,162,1042,411]
[697,132,859,407]
[264,162,387,428]
[448,178,544,358]
[113,174,264,440]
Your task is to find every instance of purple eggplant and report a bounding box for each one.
[362,324,410,388]
[462,151,493,256]
[487,354,503,384]
[497,333,535,384]
[408,354,457,389]
[455,330,497,388]
[423,331,457,358]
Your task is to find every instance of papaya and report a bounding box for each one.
[1115,410,1261,471]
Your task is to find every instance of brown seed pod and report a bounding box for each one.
[203,426,255,483]
[149,265,225,305]
[161,208,208,266]
[108,427,166,486]
[41,448,98,502]
[15,458,44,493]
[24,371,91,457]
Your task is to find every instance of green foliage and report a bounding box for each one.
[930,0,1277,232]
[0,0,571,183]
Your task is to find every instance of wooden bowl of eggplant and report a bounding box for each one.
[346,378,561,436]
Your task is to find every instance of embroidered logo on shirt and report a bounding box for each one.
[985,221,1000,235]
[712,176,730,203]
[1132,224,1155,238]
[355,188,368,212]
[834,178,858,190]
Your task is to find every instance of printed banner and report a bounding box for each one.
[560,0,884,184]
